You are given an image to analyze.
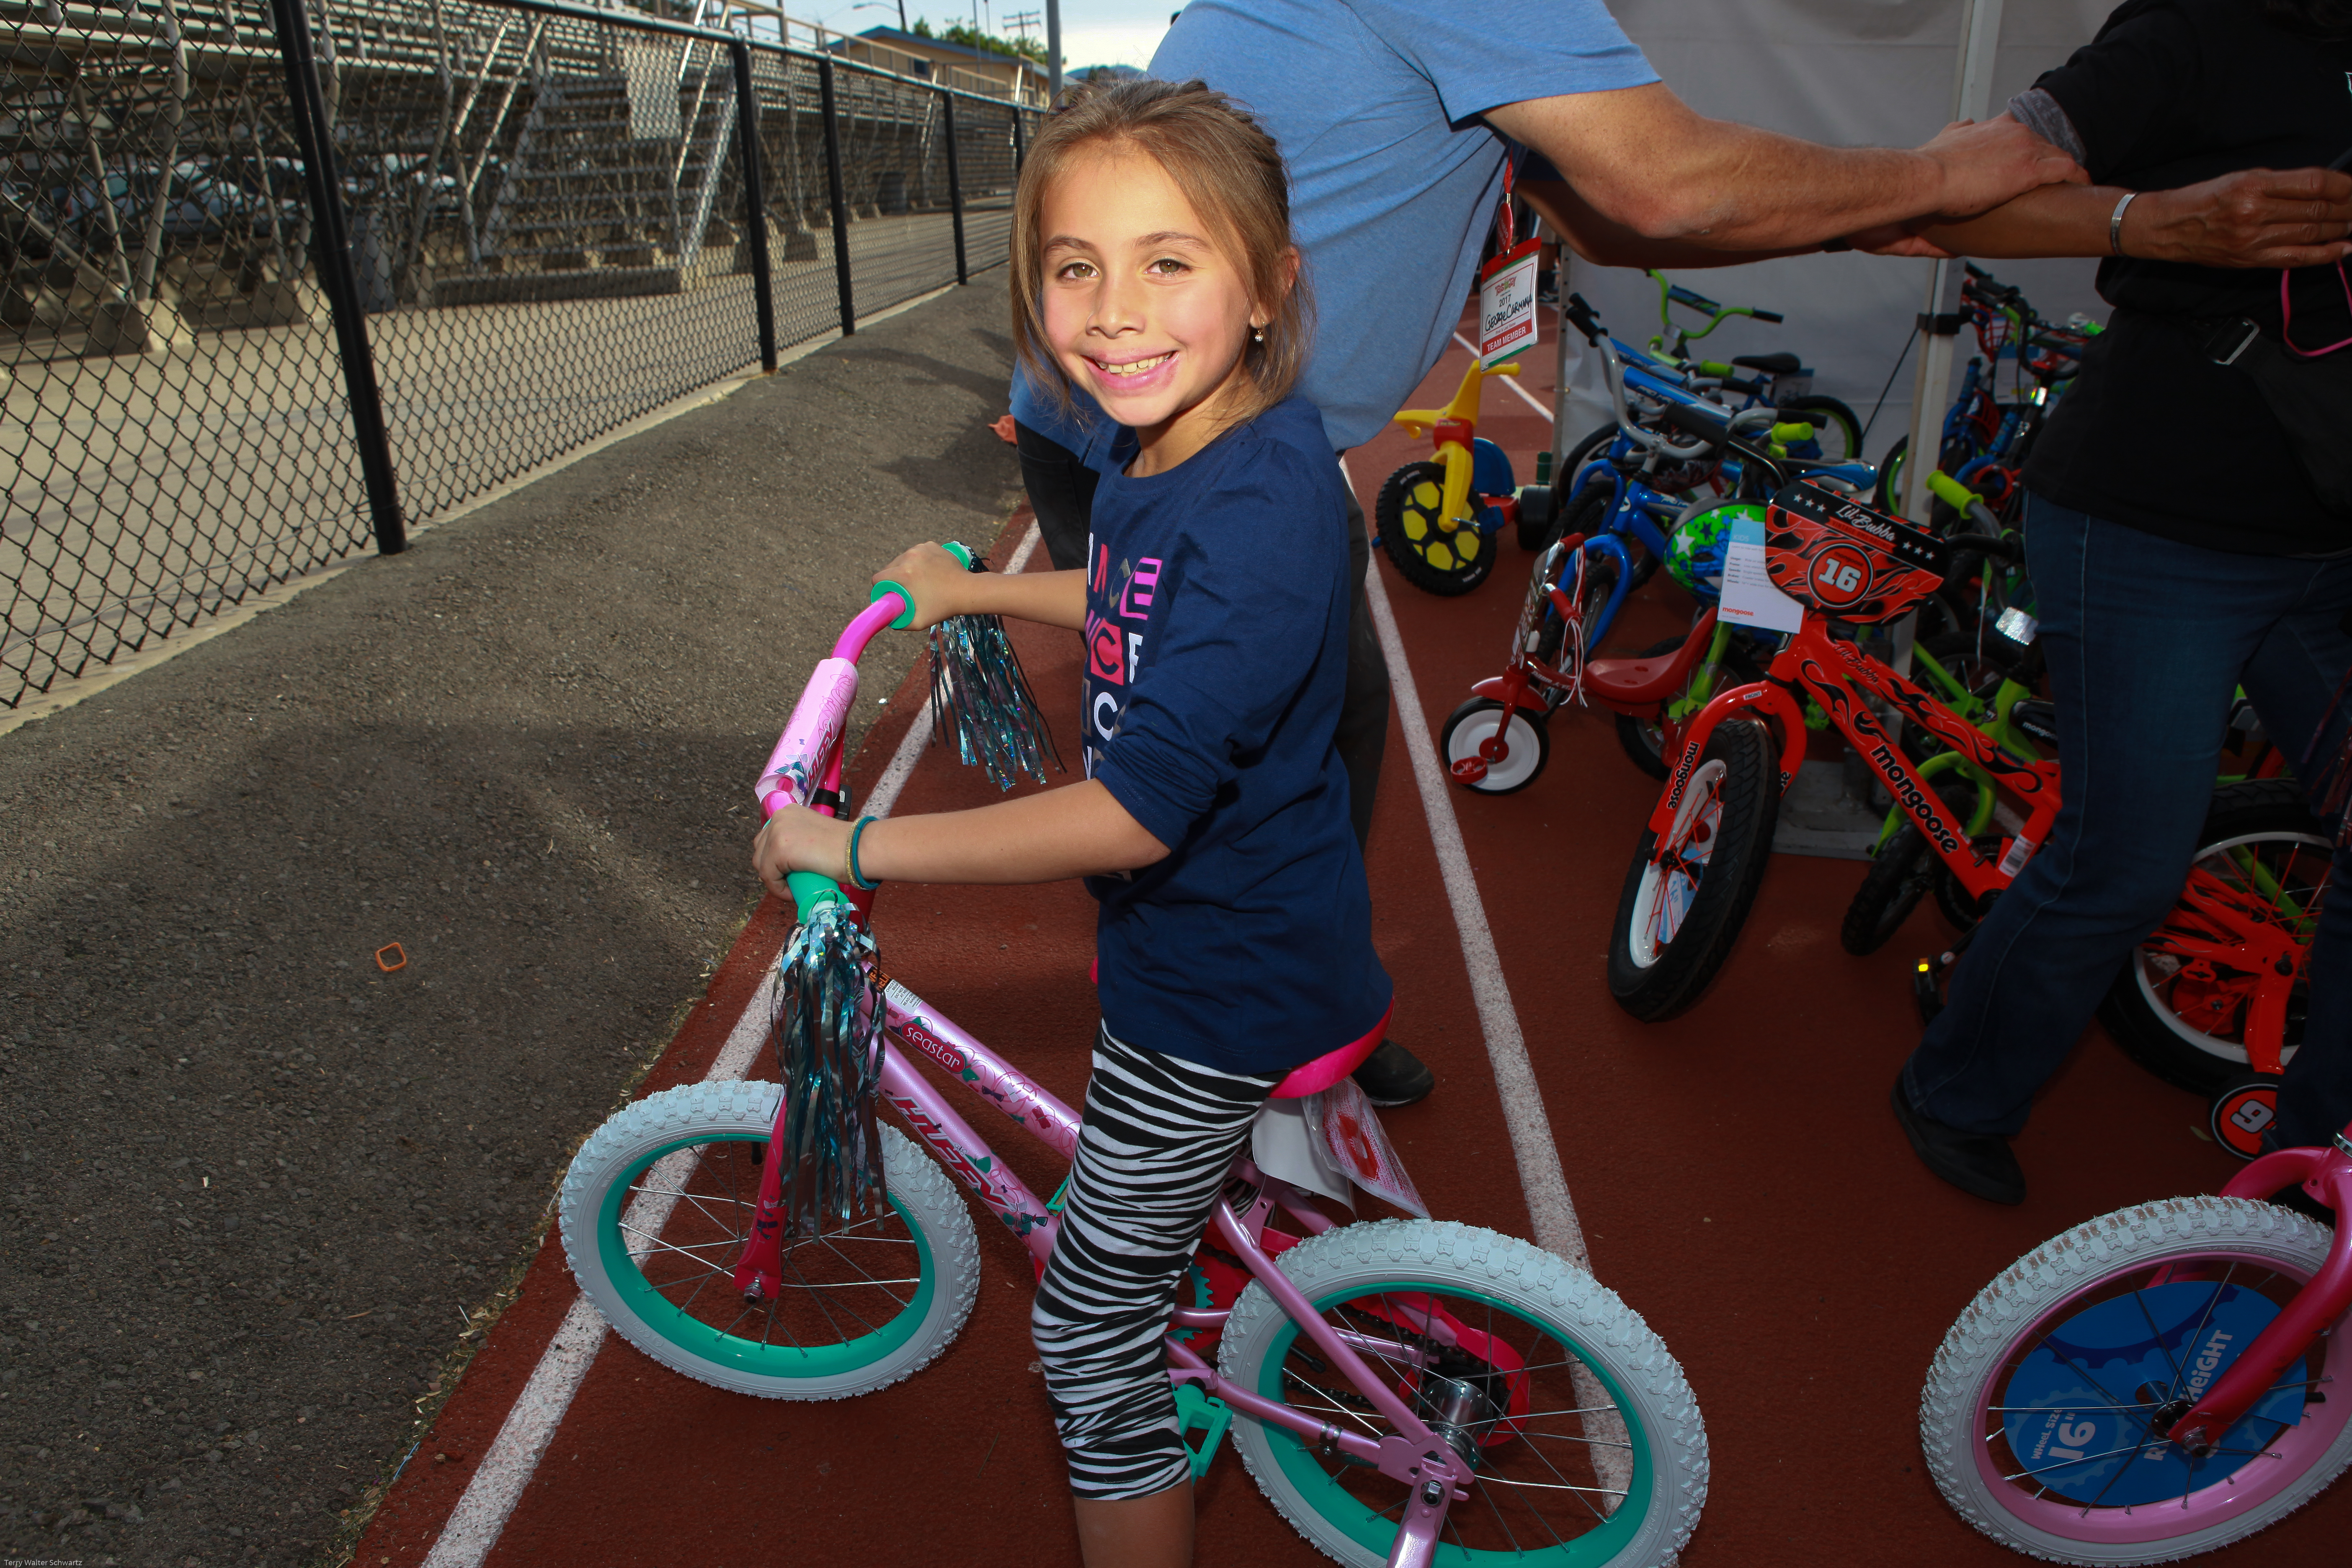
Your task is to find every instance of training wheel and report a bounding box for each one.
[2208,1072,2282,1161]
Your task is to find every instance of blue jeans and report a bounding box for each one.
[1901,494,2352,1149]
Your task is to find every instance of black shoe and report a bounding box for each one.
[1890,1080,2024,1204]
[1352,1038,1434,1109]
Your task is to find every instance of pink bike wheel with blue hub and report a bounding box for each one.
[1923,1197,2352,1563]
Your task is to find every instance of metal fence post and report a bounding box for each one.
[267,0,405,554]
[729,39,776,372]
[941,90,967,286]
[818,57,855,338]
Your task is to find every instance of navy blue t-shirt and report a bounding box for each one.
[1081,396,1392,1075]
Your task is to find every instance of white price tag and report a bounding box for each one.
[1478,240,1541,368]
[1719,512,1805,634]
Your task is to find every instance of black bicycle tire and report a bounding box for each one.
[1607,717,1781,1021]
[1781,395,1863,466]
[1841,821,1939,956]
[1524,423,1618,550]
[1377,459,1495,596]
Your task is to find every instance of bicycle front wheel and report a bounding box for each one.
[1220,1219,1706,1568]
[1607,717,1779,1021]
[559,1080,980,1399]
[1922,1197,2352,1563]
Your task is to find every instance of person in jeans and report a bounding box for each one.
[1885,0,2352,1202]
[1015,0,2093,1107]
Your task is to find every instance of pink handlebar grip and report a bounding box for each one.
[754,658,861,819]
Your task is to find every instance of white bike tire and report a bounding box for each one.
[560,1079,980,1400]
[1921,1196,2352,1563]
[1217,1218,1706,1567]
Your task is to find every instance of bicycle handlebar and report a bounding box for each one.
[1941,531,2024,564]
[758,539,980,923]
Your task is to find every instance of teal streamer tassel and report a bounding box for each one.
[930,611,1062,791]
[769,901,887,1238]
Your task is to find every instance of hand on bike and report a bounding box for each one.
[2121,167,2352,268]
[1915,114,2087,219]
[751,804,852,900]
[871,541,977,630]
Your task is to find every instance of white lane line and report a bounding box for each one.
[420,521,1042,1566]
[1346,456,1589,1273]
[421,972,779,1568]
[1455,332,1555,424]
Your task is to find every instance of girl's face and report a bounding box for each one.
[1039,144,1282,473]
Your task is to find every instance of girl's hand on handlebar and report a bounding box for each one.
[752,805,852,902]
[872,542,976,630]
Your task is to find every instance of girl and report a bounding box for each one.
[750,79,1391,1568]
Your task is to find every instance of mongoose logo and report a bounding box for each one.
[1867,742,1961,853]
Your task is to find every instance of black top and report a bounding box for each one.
[2022,0,2352,554]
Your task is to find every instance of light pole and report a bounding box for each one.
[1046,0,1060,101]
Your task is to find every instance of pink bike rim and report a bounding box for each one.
[1968,1246,2352,1544]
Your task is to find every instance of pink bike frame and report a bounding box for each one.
[2167,1129,2352,1451]
[734,589,1481,1567]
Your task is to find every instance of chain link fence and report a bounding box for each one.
[1,0,1041,711]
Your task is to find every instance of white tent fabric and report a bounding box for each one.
[1555,0,2118,462]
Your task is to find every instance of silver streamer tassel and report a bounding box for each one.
[769,901,887,1237]
[930,611,1062,790]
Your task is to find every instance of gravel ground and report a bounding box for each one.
[0,281,1023,1567]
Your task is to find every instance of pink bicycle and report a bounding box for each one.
[554,554,1707,1567]
[1921,1124,2352,1560]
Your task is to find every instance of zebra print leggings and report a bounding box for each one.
[1030,1026,1278,1500]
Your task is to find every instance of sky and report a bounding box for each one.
[801,0,1180,71]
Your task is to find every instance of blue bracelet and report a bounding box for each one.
[846,815,881,890]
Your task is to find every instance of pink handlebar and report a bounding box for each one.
[752,590,912,820]
[833,592,908,662]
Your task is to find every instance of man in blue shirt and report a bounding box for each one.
[1011,0,2084,1109]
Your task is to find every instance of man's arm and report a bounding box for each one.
[1487,83,2081,267]
[1892,169,2352,267]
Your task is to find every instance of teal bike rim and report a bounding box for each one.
[1256,1280,1652,1564]
[596,1130,936,1378]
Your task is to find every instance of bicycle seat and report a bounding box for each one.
[1270,1004,1393,1100]
[1731,351,1803,375]
[1588,610,1720,707]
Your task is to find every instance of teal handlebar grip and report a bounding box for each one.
[787,869,847,924]
[869,540,978,630]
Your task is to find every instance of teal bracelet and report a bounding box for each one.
[846,815,880,890]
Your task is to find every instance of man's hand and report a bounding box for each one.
[1901,167,2352,265]
[1493,86,2082,264]
[1917,116,2089,220]
[2125,168,2352,268]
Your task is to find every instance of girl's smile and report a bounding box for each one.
[1039,146,1275,474]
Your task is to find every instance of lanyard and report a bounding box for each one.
[1495,156,1516,254]
[2281,260,2352,358]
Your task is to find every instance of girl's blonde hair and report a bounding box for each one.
[1010,77,1312,433]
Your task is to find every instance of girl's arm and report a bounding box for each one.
[752,782,1168,899]
[876,541,1088,631]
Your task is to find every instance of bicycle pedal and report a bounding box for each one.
[1173,1384,1234,1482]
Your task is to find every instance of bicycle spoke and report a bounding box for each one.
[2131,1288,2190,1392]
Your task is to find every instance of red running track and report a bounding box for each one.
[353,316,2342,1568]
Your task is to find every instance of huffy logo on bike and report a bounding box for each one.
[1866,742,1962,854]
[1806,544,1875,607]
[898,1015,965,1076]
